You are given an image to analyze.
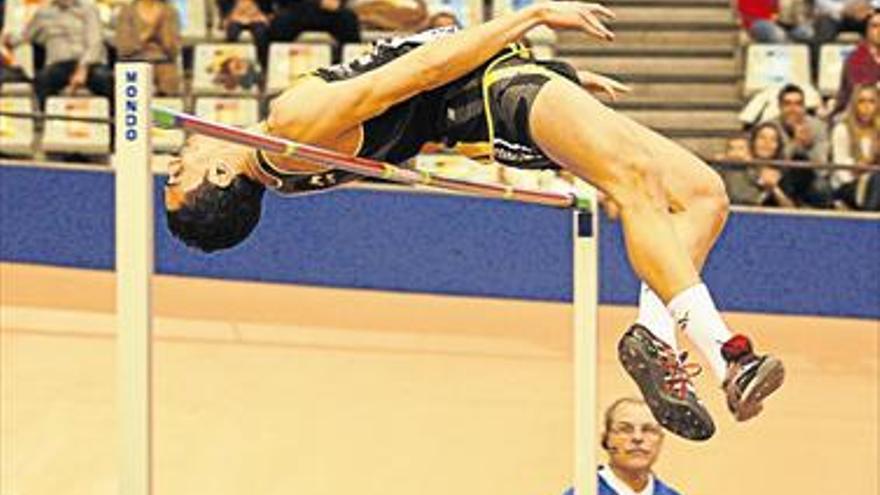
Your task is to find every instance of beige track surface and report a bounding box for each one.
[2,263,877,495]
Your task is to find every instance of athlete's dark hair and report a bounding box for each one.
[166,174,266,253]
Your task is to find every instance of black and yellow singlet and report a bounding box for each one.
[258,26,580,196]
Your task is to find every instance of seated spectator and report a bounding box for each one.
[831,84,879,206]
[426,6,460,29]
[270,0,362,63]
[813,0,876,45]
[775,84,836,206]
[562,398,683,495]
[739,83,824,126]
[715,133,754,206]
[718,133,754,162]
[217,0,272,71]
[774,83,830,163]
[1,0,113,110]
[737,0,813,43]
[830,11,880,119]
[754,126,791,208]
[115,0,182,95]
[721,123,799,206]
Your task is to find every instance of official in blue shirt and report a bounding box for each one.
[564,397,683,495]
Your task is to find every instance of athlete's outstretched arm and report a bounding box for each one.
[382,2,614,93]
[270,2,615,142]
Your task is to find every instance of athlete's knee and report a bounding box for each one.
[691,167,730,224]
[604,148,666,208]
[709,171,730,219]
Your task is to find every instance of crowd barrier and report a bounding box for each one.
[1,163,877,319]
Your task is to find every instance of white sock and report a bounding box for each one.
[667,283,733,383]
[636,283,678,352]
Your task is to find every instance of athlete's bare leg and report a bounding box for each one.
[530,77,784,440]
[530,78,727,302]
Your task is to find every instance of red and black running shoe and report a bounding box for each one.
[721,334,785,422]
[618,324,716,441]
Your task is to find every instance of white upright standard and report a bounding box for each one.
[573,198,599,495]
[114,62,154,495]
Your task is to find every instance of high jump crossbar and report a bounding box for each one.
[115,61,598,495]
[151,106,594,212]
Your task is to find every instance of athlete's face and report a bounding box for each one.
[605,402,664,474]
[164,135,247,211]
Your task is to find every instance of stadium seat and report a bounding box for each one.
[152,97,186,153]
[41,96,111,155]
[744,44,810,96]
[266,42,333,94]
[192,43,260,95]
[194,96,260,127]
[818,44,857,96]
[0,96,35,155]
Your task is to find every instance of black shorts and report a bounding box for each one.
[483,51,580,170]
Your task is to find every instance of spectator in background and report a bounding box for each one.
[720,133,753,162]
[720,123,799,206]
[738,83,824,126]
[563,398,683,495]
[715,133,756,206]
[426,6,461,29]
[831,11,880,119]
[774,84,835,205]
[217,0,272,71]
[774,83,830,163]
[753,123,800,207]
[813,0,876,45]
[115,0,182,95]
[736,0,813,43]
[1,0,113,110]
[831,84,879,206]
[269,0,361,63]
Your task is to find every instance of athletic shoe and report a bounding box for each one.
[721,335,785,422]
[618,324,716,441]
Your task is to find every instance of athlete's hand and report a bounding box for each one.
[534,2,615,41]
[577,70,630,101]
